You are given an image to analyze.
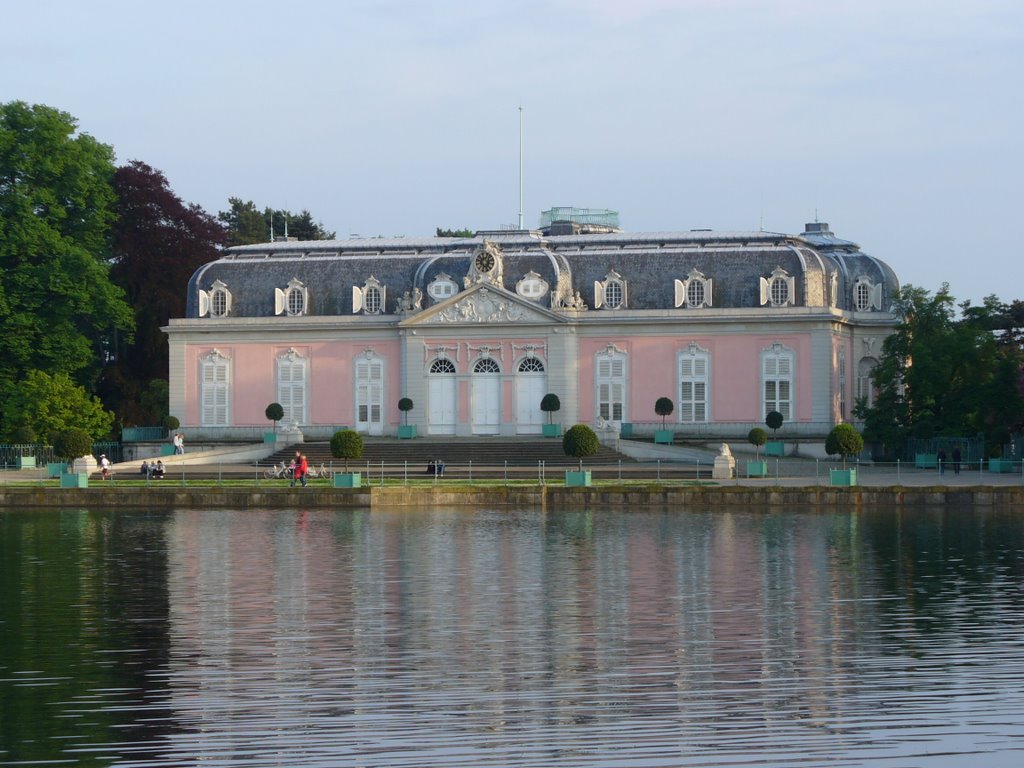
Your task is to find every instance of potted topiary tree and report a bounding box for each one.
[747,427,768,477]
[330,429,364,487]
[654,397,675,443]
[765,410,785,457]
[264,403,284,443]
[397,397,417,438]
[53,428,94,487]
[826,423,864,486]
[540,393,561,437]
[563,423,600,486]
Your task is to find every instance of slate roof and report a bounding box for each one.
[185,224,899,318]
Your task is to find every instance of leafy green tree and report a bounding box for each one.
[856,285,1024,454]
[0,371,114,442]
[0,101,134,397]
[436,227,475,238]
[398,397,413,426]
[218,198,335,246]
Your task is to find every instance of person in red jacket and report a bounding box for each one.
[291,451,309,487]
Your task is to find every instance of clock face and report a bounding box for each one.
[475,251,495,273]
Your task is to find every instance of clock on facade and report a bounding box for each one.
[475,251,495,273]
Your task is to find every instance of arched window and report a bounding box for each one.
[199,280,232,318]
[430,358,457,374]
[275,278,308,316]
[759,267,795,307]
[518,357,545,373]
[674,269,713,309]
[364,285,382,314]
[352,276,386,315]
[594,270,628,310]
[853,277,882,312]
[474,358,501,374]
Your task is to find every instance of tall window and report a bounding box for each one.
[857,357,877,409]
[837,347,846,420]
[276,350,308,426]
[354,353,384,431]
[200,351,230,426]
[678,345,709,422]
[595,348,626,422]
[762,344,793,420]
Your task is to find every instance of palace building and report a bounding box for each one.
[165,211,899,441]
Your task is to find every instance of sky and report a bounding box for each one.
[3,0,1021,305]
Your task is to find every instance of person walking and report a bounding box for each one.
[173,433,185,454]
[299,453,309,487]
[99,454,111,480]
[952,446,962,475]
[938,448,947,475]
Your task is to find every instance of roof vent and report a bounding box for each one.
[803,222,833,236]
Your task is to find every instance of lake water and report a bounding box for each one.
[2,506,1024,767]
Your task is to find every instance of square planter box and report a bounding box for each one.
[263,431,278,444]
[333,472,362,488]
[746,460,768,478]
[988,458,1014,473]
[915,453,937,469]
[542,424,561,438]
[830,468,857,486]
[397,425,418,439]
[654,430,674,444]
[765,441,785,457]
[16,456,36,469]
[47,462,67,478]
[619,423,634,438]
[160,443,176,456]
[60,472,89,488]
[565,470,592,487]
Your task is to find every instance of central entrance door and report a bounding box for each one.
[427,358,457,435]
[515,357,546,435]
[471,358,501,434]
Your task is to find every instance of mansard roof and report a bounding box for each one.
[185,224,900,318]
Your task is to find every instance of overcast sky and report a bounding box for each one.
[3,0,1021,305]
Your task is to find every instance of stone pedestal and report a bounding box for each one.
[71,455,98,475]
[279,424,305,445]
[712,443,736,480]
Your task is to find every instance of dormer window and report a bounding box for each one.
[427,272,459,302]
[275,278,308,316]
[853,277,883,312]
[760,267,795,307]
[674,269,713,308]
[594,270,627,310]
[353,276,386,315]
[516,271,549,301]
[199,280,232,318]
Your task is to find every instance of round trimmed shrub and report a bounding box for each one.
[265,402,284,428]
[398,397,414,425]
[655,396,674,427]
[563,424,600,463]
[53,428,93,461]
[330,429,364,471]
[540,393,561,424]
[765,410,784,433]
[748,427,767,458]
[825,423,864,467]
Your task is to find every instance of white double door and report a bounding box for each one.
[428,376,457,435]
[471,374,501,434]
[515,373,545,434]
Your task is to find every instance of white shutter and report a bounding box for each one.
[352,286,363,313]
[379,285,387,314]
[275,288,286,315]
[705,278,713,308]
[693,383,706,421]
[198,290,210,317]
[786,275,796,305]
[593,281,604,309]
[223,289,232,314]
[871,283,883,310]
[621,280,628,308]
[674,279,686,308]
[759,277,770,306]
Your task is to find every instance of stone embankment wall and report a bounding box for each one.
[1,485,1021,510]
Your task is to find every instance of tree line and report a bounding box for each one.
[0,101,333,443]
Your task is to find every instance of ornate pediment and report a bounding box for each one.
[402,284,565,326]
